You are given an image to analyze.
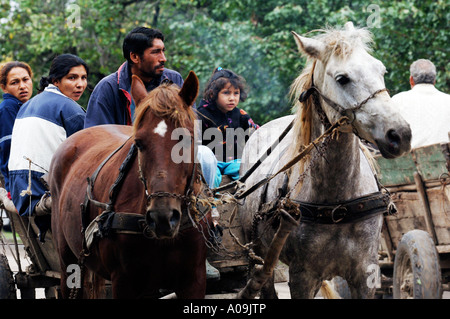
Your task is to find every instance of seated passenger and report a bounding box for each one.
[84,26,218,188]
[8,54,88,238]
[197,68,259,187]
[0,61,34,194]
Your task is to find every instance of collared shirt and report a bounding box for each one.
[392,84,450,149]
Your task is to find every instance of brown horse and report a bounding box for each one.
[49,71,211,298]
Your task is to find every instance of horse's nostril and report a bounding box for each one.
[386,129,401,152]
[386,129,400,143]
[170,209,181,226]
[146,211,156,229]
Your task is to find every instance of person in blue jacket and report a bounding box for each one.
[8,54,88,239]
[85,26,220,279]
[0,61,34,194]
[84,27,183,127]
[84,27,218,188]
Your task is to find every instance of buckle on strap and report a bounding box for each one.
[331,205,347,223]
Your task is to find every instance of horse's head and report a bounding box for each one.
[131,72,200,239]
[292,22,411,158]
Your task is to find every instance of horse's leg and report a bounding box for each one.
[260,274,278,299]
[288,265,322,299]
[57,244,80,298]
[345,257,378,299]
[175,263,207,299]
[346,269,376,299]
[58,262,70,298]
[110,273,148,298]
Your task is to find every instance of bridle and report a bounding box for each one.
[136,140,199,210]
[81,136,202,252]
[299,74,388,129]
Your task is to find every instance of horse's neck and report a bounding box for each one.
[292,114,369,203]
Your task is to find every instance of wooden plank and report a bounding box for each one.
[413,144,449,181]
[383,184,450,250]
[413,172,438,244]
[8,213,51,273]
[383,192,428,250]
[427,186,450,245]
[375,152,417,186]
[436,245,450,254]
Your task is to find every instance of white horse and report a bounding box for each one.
[239,22,411,299]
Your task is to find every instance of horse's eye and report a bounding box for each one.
[336,74,350,85]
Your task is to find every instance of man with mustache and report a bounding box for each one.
[85,27,183,127]
[84,28,221,280]
[85,26,218,188]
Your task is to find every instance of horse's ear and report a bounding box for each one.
[179,71,199,108]
[131,75,148,107]
[291,31,326,61]
[344,21,355,31]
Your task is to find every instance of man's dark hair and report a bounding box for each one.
[123,27,165,64]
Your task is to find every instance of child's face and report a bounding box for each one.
[216,82,240,113]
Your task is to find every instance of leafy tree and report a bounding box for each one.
[1,0,448,124]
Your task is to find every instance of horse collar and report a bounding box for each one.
[292,192,392,224]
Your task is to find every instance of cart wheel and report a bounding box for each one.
[393,230,442,299]
[0,254,16,299]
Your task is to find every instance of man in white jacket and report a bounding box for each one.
[392,59,450,149]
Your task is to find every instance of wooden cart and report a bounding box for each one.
[207,140,450,299]
[0,199,60,299]
[375,140,450,298]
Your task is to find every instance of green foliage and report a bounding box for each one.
[1,0,448,124]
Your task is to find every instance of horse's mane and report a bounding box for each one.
[289,26,374,150]
[133,83,197,134]
[287,26,376,177]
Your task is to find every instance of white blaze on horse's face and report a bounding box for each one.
[292,24,411,158]
[153,120,168,138]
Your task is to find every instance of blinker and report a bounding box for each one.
[299,88,315,103]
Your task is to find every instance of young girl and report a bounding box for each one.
[197,68,259,187]
[0,61,33,194]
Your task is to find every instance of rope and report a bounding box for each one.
[19,158,33,197]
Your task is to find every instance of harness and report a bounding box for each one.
[80,139,202,253]
[299,73,388,129]
[218,75,396,258]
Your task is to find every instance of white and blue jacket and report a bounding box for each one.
[8,85,85,217]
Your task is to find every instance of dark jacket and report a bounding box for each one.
[0,93,23,191]
[84,61,183,128]
[196,99,259,161]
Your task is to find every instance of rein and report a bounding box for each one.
[212,75,395,265]
[81,139,201,253]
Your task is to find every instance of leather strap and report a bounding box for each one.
[292,191,390,224]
